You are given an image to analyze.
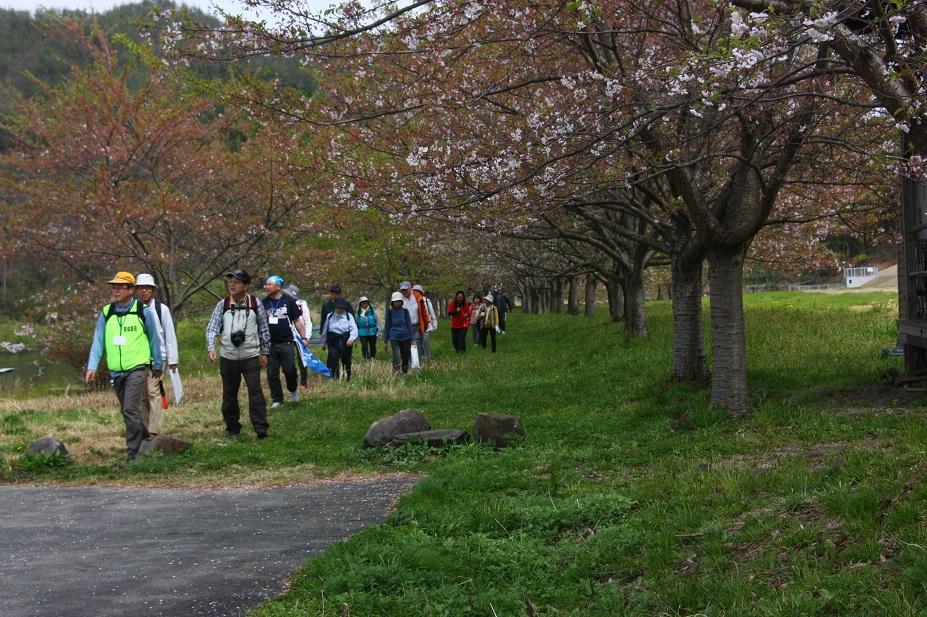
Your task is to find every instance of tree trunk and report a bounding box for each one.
[622,271,648,337]
[604,278,624,322]
[552,278,563,313]
[708,246,749,416]
[671,253,708,382]
[567,275,580,315]
[584,273,597,317]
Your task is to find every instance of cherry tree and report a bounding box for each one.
[176,0,896,413]
[0,21,321,312]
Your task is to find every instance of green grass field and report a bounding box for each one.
[4,291,927,615]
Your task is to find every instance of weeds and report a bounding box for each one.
[16,451,72,472]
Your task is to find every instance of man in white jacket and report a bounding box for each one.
[135,273,180,437]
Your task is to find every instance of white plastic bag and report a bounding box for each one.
[410,343,421,369]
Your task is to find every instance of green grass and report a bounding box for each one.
[4,290,926,615]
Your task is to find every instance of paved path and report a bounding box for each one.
[0,479,416,617]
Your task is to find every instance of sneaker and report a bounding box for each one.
[270,401,282,409]
[289,391,300,403]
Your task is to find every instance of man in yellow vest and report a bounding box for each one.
[85,271,163,461]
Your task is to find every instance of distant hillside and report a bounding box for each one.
[0,0,315,146]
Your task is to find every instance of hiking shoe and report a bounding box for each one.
[256,432,268,439]
[288,391,300,403]
[270,401,282,409]
[226,430,241,439]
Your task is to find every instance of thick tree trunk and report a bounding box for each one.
[604,278,624,322]
[584,274,597,317]
[567,276,580,315]
[708,246,749,416]
[622,272,648,337]
[671,254,708,382]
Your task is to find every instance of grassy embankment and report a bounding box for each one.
[4,291,927,614]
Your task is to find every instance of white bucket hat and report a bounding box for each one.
[484,294,494,303]
[390,291,403,302]
[136,273,157,288]
[358,296,370,303]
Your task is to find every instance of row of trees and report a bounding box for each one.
[173,0,908,414]
[1,2,915,415]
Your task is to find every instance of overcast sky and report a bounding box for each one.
[1,0,336,19]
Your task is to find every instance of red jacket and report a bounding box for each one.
[447,301,472,329]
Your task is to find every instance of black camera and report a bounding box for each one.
[230,330,246,347]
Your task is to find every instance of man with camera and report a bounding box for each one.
[205,269,272,438]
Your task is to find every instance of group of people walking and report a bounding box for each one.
[85,268,511,460]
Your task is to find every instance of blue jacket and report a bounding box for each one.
[383,306,412,342]
[356,306,380,337]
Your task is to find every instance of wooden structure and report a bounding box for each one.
[898,178,927,374]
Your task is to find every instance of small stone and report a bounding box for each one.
[139,435,192,456]
[474,413,525,448]
[389,429,469,448]
[363,408,431,448]
[27,436,68,457]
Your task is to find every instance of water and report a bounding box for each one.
[0,349,86,398]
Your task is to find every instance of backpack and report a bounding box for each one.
[155,299,165,329]
[222,295,259,333]
[103,300,148,336]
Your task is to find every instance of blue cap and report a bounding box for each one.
[266,275,284,287]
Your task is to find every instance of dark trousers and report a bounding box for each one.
[326,333,353,381]
[499,312,507,333]
[452,327,467,353]
[113,367,149,458]
[360,335,378,360]
[471,323,480,344]
[295,343,308,387]
[390,339,412,374]
[220,356,268,435]
[267,342,297,402]
[480,328,497,353]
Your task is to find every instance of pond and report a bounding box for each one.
[0,347,88,398]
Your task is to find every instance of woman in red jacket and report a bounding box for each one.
[447,290,472,353]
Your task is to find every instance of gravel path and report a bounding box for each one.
[0,478,415,617]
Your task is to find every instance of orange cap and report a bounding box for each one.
[107,271,136,285]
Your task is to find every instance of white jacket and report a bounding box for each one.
[425,297,438,332]
[145,300,179,366]
[295,298,312,339]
